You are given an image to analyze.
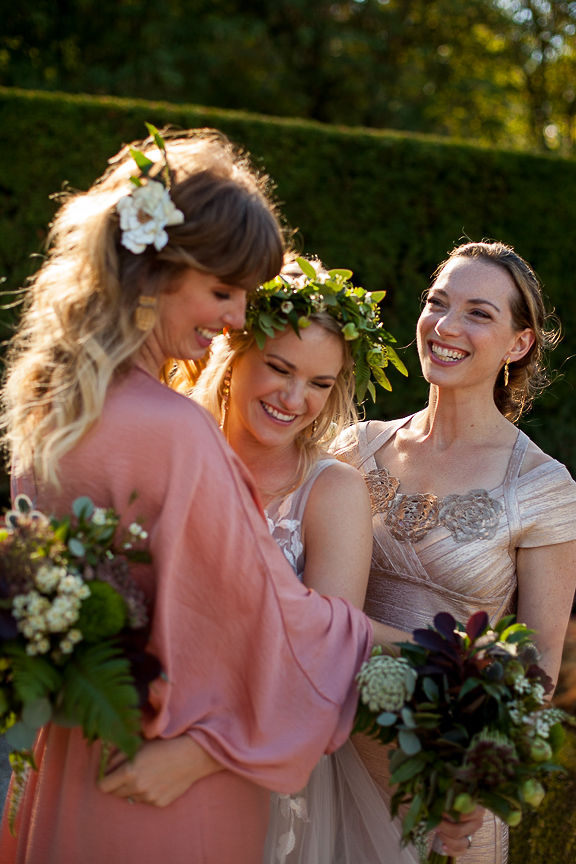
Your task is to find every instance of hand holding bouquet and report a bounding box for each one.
[0,494,161,831]
[354,611,574,864]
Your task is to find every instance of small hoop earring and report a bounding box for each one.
[220,367,232,429]
[503,358,510,387]
[135,295,157,331]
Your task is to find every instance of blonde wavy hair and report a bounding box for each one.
[175,259,359,493]
[1,128,284,487]
[430,241,560,422]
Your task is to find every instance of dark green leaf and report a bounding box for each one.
[59,641,141,757]
[5,643,63,702]
[129,148,154,175]
[390,753,428,784]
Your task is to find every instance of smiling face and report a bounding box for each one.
[143,267,247,370]
[226,322,345,451]
[417,256,535,395]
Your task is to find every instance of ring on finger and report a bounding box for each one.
[128,796,135,804]
[466,835,473,849]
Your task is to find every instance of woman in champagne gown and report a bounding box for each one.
[100,256,482,862]
[335,240,576,864]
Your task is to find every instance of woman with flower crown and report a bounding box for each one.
[0,127,383,864]
[333,241,576,864]
[99,254,485,862]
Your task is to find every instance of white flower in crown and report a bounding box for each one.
[117,179,184,254]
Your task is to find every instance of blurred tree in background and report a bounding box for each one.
[2,0,576,154]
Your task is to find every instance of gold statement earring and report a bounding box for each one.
[220,367,232,429]
[503,358,510,387]
[135,295,157,331]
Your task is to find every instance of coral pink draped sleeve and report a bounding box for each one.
[1,367,372,864]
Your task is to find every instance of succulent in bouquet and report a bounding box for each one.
[354,610,574,863]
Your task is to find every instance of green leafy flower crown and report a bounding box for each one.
[245,257,408,402]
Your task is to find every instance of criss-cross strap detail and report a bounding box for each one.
[357,416,414,470]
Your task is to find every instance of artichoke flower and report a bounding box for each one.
[356,653,417,713]
[463,730,519,788]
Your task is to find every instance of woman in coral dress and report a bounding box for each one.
[0,131,374,864]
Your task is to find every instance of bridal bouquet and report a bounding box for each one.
[354,611,574,864]
[0,494,161,831]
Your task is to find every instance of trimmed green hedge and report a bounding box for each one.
[0,81,575,864]
[1,86,575,488]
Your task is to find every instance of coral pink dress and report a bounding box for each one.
[0,368,372,864]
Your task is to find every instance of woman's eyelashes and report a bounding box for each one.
[426,296,493,321]
[265,361,333,389]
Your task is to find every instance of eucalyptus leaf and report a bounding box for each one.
[401,707,416,728]
[4,722,37,751]
[422,676,439,701]
[398,728,422,755]
[68,537,86,557]
[376,711,398,727]
[72,497,95,519]
[22,697,52,729]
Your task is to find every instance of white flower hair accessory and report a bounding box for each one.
[116,123,184,255]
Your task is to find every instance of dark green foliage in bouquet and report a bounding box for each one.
[354,611,575,864]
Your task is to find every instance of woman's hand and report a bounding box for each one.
[98,735,223,807]
[434,806,485,857]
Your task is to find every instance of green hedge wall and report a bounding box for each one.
[1,86,575,488]
[0,85,575,864]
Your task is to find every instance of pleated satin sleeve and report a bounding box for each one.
[516,459,576,548]
[23,367,373,795]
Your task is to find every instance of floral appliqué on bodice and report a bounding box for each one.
[364,466,503,544]
[266,495,304,576]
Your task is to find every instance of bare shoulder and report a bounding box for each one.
[307,460,371,511]
[520,434,559,475]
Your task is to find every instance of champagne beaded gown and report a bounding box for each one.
[340,417,576,864]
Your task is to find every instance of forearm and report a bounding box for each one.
[370,619,411,653]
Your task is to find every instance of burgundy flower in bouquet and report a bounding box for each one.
[354,611,574,864]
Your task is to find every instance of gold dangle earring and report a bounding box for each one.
[135,295,157,331]
[220,367,232,429]
[503,358,510,387]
